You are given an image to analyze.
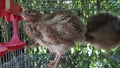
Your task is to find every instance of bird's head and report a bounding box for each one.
[21,9,41,22]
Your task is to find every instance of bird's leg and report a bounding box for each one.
[53,54,61,68]
[47,54,62,68]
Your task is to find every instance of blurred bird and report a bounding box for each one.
[21,9,86,68]
[86,13,120,50]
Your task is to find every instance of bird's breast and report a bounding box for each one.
[36,39,69,54]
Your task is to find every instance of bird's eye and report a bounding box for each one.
[27,10,31,14]
[26,10,36,15]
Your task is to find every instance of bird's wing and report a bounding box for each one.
[45,11,86,42]
[36,11,86,45]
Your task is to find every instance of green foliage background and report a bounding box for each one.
[1,0,120,68]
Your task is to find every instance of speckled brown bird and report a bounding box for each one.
[21,9,86,68]
[86,13,120,50]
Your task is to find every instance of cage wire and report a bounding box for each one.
[0,0,120,68]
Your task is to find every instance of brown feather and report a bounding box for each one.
[21,9,86,68]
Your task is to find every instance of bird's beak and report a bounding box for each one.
[20,12,26,20]
[20,12,24,15]
[20,12,26,17]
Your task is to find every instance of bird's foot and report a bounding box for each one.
[46,61,57,68]
[48,61,56,65]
